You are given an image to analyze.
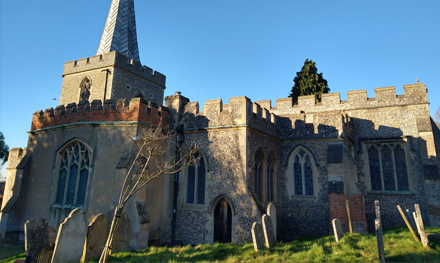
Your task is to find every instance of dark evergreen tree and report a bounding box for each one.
[289,59,330,104]
[0,132,9,165]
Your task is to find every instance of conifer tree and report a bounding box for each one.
[289,59,330,104]
[0,132,8,165]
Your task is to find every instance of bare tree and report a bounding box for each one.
[435,107,440,127]
[99,121,198,263]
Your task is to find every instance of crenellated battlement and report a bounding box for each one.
[62,51,166,87]
[30,98,168,131]
[271,83,428,114]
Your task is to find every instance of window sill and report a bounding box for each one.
[367,190,414,196]
[181,204,205,210]
[51,204,84,210]
[290,195,316,200]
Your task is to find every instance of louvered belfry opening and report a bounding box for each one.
[97,0,140,62]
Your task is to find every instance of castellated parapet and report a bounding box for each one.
[271,84,428,114]
[30,98,168,131]
[63,52,166,86]
[60,52,166,107]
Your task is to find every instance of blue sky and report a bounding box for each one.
[1,0,439,152]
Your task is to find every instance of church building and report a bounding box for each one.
[1,0,439,248]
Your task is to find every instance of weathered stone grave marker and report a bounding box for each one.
[267,203,277,240]
[251,222,265,251]
[332,218,343,242]
[25,217,49,256]
[262,214,276,248]
[414,204,429,247]
[396,205,419,241]
[375,200,382,231]
[112,212,133,253]
[82,213,109,262]
[51,209,88,263]
[375,219,385,263]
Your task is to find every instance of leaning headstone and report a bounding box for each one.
[332,219,344,242]
[112,212,133,253]
[262,215,276,248]
[25,218,49,256]
[48,226,57,247]
[82,214,109,262]
[267,203,277,240]
[405,209,418,237]
[396,205,419,241]
[375,219,385,263]
[251,222,265,251]
[51,209,88,263]
[414,204,429,247]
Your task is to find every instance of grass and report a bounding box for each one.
[2,226,440,263]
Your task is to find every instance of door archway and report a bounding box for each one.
[214,198,232,243]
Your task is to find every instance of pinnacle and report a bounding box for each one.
[97,0,140,62]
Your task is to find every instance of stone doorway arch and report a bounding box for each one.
[214,198,232,243]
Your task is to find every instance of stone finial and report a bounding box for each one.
[417,78,419,83]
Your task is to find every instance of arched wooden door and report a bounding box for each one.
[214,198,232,243]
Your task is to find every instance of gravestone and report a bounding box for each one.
[82,214,109,262]
[332,218,343,242]
[25,218,49,256]
[375,219,385,263]
[251,222,265,251]
[267,203,277,240]
[51,209,88,263]
[112,212,133,253]
[262,215,276,248]
[375,200,382,232]
[48,226,57,246]
[414,204,428,247]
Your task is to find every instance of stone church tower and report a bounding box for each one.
[1,0,440,248]
[0,0,171,248]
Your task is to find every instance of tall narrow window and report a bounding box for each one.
[292,149,315,196]
[54,141,90,208]
[267,156,274,202]
[367,143,410,191]
[254,151,264,201]
[186,153,206,204]
[80,77,91,102]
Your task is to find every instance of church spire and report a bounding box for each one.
[97,0,140,61]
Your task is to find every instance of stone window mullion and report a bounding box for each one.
[391,146,398,191]
[73,148,84,205]
[62,148,74,205]
[301,156,306,195]
[377,146,385,191]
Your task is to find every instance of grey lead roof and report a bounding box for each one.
[97,0,140,62]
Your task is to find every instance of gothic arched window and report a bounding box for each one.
[367,143,409,191]
[54,140,91,208]
[288,147,316,197]
[80,77,92,102]
[186,152,206,204]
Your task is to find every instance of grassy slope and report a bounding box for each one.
[2,227,440,263]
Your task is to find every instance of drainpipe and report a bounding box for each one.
[170,126,184,245]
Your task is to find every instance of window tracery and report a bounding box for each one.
[54,140,90,208]
[291,148,315,196]
[186,152,206,205]
[367,143,409,191]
